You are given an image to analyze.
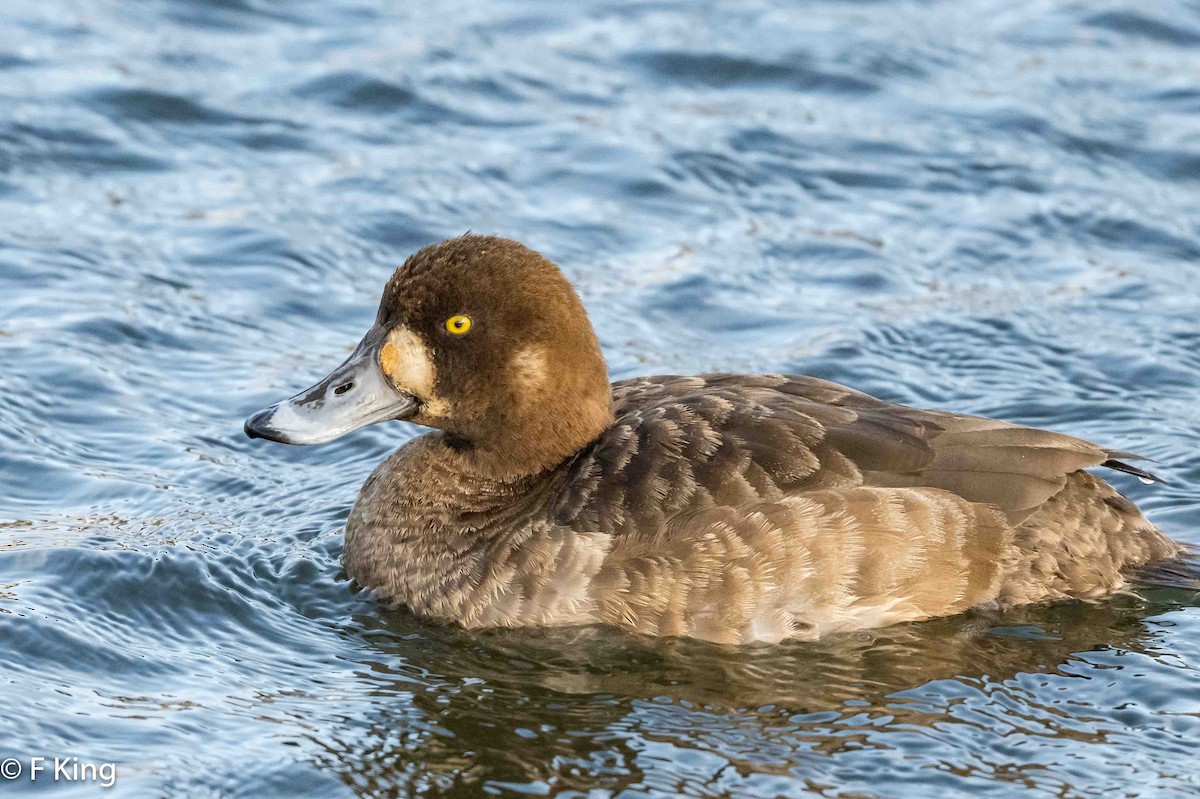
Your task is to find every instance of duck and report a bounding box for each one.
[245,235,1187,644]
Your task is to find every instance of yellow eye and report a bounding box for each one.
[445,315,472,335]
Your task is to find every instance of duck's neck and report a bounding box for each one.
[343,432,565,619]
[390,433,548,519]
[456,379,613,480]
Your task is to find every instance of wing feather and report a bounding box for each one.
[551,374,1154,533]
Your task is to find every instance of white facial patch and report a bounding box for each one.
[381,326,449,418]
[510,346,548,395]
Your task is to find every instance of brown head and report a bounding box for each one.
[244,236,613,479]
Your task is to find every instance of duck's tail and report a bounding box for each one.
[1128,547,1200,592]
[1102,455,1169,486]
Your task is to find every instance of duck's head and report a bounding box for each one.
[245,235,613,479]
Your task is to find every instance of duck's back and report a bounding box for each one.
[544,374,1180,642]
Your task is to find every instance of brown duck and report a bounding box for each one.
[245,235,1186,644]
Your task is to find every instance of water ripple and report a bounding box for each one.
[1,0,1199,796]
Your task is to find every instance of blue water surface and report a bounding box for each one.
[1,1,1199,797]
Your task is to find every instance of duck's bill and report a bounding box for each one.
[244,337,417,445]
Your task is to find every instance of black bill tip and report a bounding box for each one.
[244,407,282,442]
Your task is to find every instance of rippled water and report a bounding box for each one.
[2,1,1200,796]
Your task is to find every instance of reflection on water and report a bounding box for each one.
[314,596,1200,797]
[1,0,1199,796]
